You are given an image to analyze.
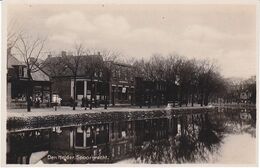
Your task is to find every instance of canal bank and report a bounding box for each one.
[7,106,215,132]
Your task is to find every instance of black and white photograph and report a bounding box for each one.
[2,0,258,166]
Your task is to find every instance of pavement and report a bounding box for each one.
[7,104,211,118]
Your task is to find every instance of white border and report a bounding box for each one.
[1,0,259,167]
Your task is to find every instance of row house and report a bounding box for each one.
[8,51,170,108]
[45,52,137,107]
[106,61,135,106]
[44,52,108,106]
[135,77,168,107]
[7,54,52,109]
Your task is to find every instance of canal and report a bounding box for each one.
[6,106,256,164]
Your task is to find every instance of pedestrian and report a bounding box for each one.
[81,97,85,107]
[35,96,40,108]
[57,97,62,106]
[86,98,89,107]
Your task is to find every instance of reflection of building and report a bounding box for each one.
[7,110,214,164]
[7,54,51,108]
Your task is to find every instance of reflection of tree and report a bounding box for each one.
[133,113,225,164]
[199,113,225,149]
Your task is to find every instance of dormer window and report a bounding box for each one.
[23,67,28,78]
[13,65,25,78]
[18,66,24,77]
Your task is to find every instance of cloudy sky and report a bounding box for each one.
[7,2,257,79]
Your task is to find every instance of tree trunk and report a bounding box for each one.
[204,92,209,106]
[191,91,194,107]
[112,87,115,106]
[26,87,31,112]
[26,69,32,112]
[90,76,93,110]
[200,91,204,107]
[73,77,76,110]
[179,88,182,107]
[104,82,108,109]
[156,92,160,108]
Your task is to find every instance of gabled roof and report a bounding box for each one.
[31,68,50,81]
[44,54,104,77]
[7,54,25,68]
[7,54,50,82]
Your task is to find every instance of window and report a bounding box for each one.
[87,82,92,91]
[23,67,28,77]
[111,123,115,139]
[76,81,84,95]
[118,122,122,139]
[86,127,94,146]
[118,71,121,78]
[117,146,121,155]
[118,87,122,100]
[129,143,133,151]
[128,122,133,136]
[124,144,127,154]
[96,127,100,135]
[122,88,128,100]
[128,122,131,129]
[86,127,91,138]
[18,66,24,77]
[96,126,101,144]
[112,147,115,157]
[75,127,84,147]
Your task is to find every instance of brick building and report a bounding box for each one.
[106,61,135,106]
[44,52,108,106]
[135,77,168,107]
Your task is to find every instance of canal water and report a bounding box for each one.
[117,107,256,164]
[7,106,256,164]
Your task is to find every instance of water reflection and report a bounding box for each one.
[132,107,256,164]
[6,107,256,164]
[133,112,226,163]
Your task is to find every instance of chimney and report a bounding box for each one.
[47,54,52,58]
[61,51,66,57]
[97,52,101,56]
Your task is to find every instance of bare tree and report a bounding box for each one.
[14,33,47,112]
[132,53,227,107]
[61,43,85,110]
[100,49,121,62]
[7,19,22,53]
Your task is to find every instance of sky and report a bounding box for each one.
[7,2,257,79]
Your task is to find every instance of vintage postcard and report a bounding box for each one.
[1,0,258,166]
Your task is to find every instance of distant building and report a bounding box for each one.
[224,76,256,104]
